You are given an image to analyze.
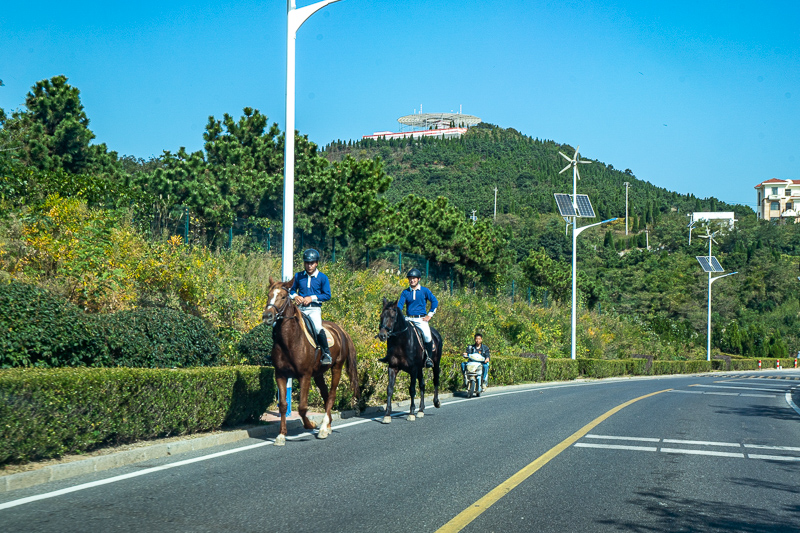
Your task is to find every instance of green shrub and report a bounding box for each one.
[621,358,649,375]
[578,358,627,379]
[651,360,712,375]
[0,366,274,464]
[0,280,109,368]
[237,322,274,365]
[545,358,579,381]
[488,356,541,385]
[101,307,221,368]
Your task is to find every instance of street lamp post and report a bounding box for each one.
[282,0,343,281]
[707,271,737,361]
[571,217,617,359]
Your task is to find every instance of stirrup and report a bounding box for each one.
[321,353,332,365]
[425,357,434,368]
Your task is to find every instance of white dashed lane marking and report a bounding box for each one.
[575,434,800,461]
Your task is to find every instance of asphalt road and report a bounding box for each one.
[2,370,799,533]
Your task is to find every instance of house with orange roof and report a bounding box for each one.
[754,178,799,222]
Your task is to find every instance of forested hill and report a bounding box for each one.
[322,123,748,223]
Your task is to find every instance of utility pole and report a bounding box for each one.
[645,227,650,250]
[623,182,630,235]
[493,186,498,221]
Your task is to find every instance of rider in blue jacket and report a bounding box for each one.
[396,268,438,368]
[289,249,332,365]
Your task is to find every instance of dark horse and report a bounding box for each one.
[262,277,359,446]
[377,297,443,423]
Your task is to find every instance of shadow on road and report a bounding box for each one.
[596,486,800,532]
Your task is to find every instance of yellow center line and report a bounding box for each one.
[435,388,672,533]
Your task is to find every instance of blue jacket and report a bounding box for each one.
[289,269,331,306]
[397,286,438,317]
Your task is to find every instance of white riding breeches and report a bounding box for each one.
[406,316,432,343]
[299,306,322,332]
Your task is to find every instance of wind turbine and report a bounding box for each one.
[697,227,720,258]
[559,145,592,211]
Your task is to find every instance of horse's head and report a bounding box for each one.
[378,297,401,342]
[263,276,294,327]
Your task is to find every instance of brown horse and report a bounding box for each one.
[377,297,443,423]
[262,277,359,446]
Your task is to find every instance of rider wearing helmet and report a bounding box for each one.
[289,249,332,365]
[396,268,438,368]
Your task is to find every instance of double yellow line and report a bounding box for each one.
[436,389,671,533]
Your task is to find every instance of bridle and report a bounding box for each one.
[264,288,296,325]
[380,308,408,338]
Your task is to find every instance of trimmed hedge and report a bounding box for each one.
[0,366,274,464]
[0,280,109,368]
[237,323,274,366]
[102,307,221,368]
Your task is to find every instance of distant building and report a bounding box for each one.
[363,112,481,141]
[691,212,736,227]
[754,178,800,222]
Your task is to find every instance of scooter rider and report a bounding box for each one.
[289,248,332,365]
[462,333,490,391]
[397,268,438,368]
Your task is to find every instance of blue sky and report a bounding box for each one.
[1,0,798,208]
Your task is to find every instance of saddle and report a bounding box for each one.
[298,312,335,349]
[407,321,436,356]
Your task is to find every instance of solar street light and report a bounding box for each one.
[569,217,617,360]
[283,0,344,281]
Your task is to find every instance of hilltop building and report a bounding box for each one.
[363,111,481,141]
[754,178,800,223]
[690,212,736,228]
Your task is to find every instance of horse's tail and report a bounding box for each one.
[343,331,360,399]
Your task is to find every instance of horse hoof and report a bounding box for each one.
[434,399,441,408]
[408,414,416,422]
[417,411,424,418]
[317,428,329,439]
[274,434,286,447]
[382,416,392,424]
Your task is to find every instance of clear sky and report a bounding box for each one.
[1,0,798,207]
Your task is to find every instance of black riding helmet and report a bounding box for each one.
[302,248,320,263]
[406,268,422,279]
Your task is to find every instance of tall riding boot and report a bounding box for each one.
[423,341,434,368]
[317,331,332,365]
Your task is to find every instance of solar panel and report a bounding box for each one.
[554,193,576,217]
[696,256,724,273]
[574,194,596,218]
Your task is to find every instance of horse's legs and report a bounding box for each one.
[433,358,441,409]
[417,365,426,418]
[383,367,397,424]
[314,367,339,439]
[408,370,417,421]
[275,375,288,446]
[298,374,317,431]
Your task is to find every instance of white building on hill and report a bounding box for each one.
[754,178,800,222]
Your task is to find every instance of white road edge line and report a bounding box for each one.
[696,384,790,393]
[574,443,657,452]
[786,392,800,417]
[748,454,800,462]
[660,448,744,458]
[744,444,800,452]
[662,439,740,447]
[585,434,660,442]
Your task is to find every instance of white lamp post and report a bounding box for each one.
[706,271,737,361]
[282,0,343,281]
[571,217,617,359]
